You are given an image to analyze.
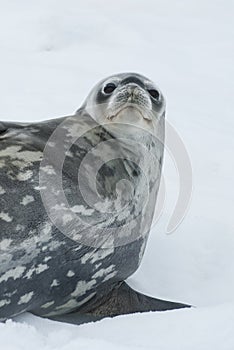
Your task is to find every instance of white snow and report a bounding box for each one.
[0,0,234,349]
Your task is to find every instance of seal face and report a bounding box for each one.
[0,73,189,324]
[83,72,165,135]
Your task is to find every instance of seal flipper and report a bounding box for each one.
[47,282,191,325]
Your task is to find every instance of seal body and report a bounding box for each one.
[0,73,189,323]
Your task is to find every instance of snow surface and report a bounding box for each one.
[0,0,234,349]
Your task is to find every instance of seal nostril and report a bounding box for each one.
[127,85,139,97]
[103,83,116,94]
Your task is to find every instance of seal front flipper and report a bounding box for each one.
[47,282,191,325]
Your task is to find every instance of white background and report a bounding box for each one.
[0,1,234,349]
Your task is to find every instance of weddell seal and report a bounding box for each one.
[0,73,190,325]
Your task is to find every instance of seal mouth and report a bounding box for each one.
[107,103,152,122]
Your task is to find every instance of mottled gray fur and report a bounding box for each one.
[0,73,189,324]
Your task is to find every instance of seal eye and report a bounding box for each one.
[148,89,160,100]
[103,83,116,94]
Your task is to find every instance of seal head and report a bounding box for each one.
[81,72,165,136]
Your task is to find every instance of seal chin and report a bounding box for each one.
[104,105,154,135]
[106,104,152,123]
